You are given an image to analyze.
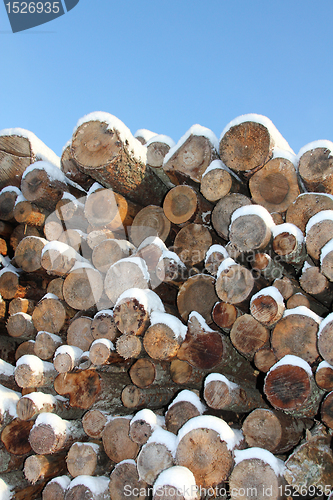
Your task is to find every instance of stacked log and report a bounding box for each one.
[1,112,333,499]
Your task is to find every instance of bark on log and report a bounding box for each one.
[113,296,150,337]
[173,223,212,267]
[121,384,178,410]
[129,205,171,248]
[24,452,68,484]
[0,470,46,500]
[14,355,57,389]
[17,392,83,421]
[0,186,22,221]
[249,155,300,213]
[250,252,284,282]
[109,459,148,500]
[286,192,333,233]
[71,116,168,206]
[66,441,112,477]
[129,358,171,388]
[14,199,49,227]
[61,143,94,191]
[0,441,29,474]
[264,356,324,418]
[102,416,139,463]
[28,414,86,455]
[163,131,219,184]
[271,309,320,365]
[211,193,252,241]
[241,408,306,454]
[177,273,218,324]
[229,314,270,361]
[169,359,204,388]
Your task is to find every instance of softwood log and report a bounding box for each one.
[284,423,333,493]
[320,239,333,283]
[0,358,19,391]
[286,192,333,232]
[91,309,119,341]
[253,347,278,373]
[32,294,68,334]
[0,186,22,221]
[1,417,34,456]
[165,390,204,434]
[104,257,150,305]
[116,334,143,359]
[272,223,306,267]
[200,159,245,202]
[305,210,333,263]
[41,242,82,277]
[298,141,333,193]
[248,152,300,213]
[204,244,229,278]
[143,312,186,361]
[129,358,171,389]
[24,452,67,484]
[63,263,103,310]
[86,228,115,250]
[121,383,178,409]
[320,390,333,429]
[42,475,71,500]
[137,429,176,484]
[229,314,270,361]
[66,315,94,351]
[163,125,219,184]
[109,459,148,500]
[53,345,83,373]
[10,223,41,251]
[211,301,241,332]
[249,286,285,327]
[0,266,20,299]
[215,258,257,308]
[15,235,48,272]
[249,252,284,282]
[152,466,199,500]
[54,369,130,410]
[0,384,21,432]
[113,292,152,337]
[66,442,112,477]
[14,199,49,227]
[17,392,83,421]
[219,114,293,176]
[89,339,124,366]
[229,448,287,500]
[264,355,324,418]
[0,470,46,500]
[0,220,14,239]
[270,308,321,365]
[315,361,333,391]
[14,355,57,388]
[203,373,265,413]
[92,238,135,273]
[163,184,212,226]
[102,416,139,463]
[299,264,332,307]
[130,205,171,247]
[82,410,118,440]
[65,475,110,500]
[177,273,218,324]
[173,223,212,267]
[71,113,168,206]
[7,312,36,340]
[241,408,306,454]
[129,409,164,445]
[229,205,275,254]
[8,297,34,316]
[175,415,242,488]
[34,331,63,360]
[28,413,85,455]
[169,359,205,388]
[61,142,94,191]
[15,340,36,361]
[211,193,252,241]
[0,441,29,474]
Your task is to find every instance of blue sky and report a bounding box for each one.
[1,1,333,158]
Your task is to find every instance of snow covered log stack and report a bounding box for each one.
[0,112,333,499]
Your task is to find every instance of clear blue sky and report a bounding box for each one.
[1,1,333,158]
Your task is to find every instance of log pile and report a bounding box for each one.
[0,112,333,499]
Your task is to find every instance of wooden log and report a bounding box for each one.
[0,221,14,239]
[253,347,278,373]
[215,258,256,308]
[53,345,83,373]
[203,373,265,413]
[109,459,148,500]
[175,415,242,488]
[0,237,7,256]
[66,315,94,351]
[17,391,83,421]
[284,423,333,494]
[129,358,171,388]
[102,416,139,463]
[177,273,218,324]
[55,193,85,225]
[34,331,63,361]
[71,113,168,205]
[130,205,171,248]
[64,475,110,500]
[0,470,46,500]
[249,152,300,213]
[229,205,275,254]
[0,358,19,391]
[286,292,310,309]
[89,339,124,366]
[42,475,71,500]
[121,383,178,410]
[163,125,219,184]
[129,409,164,445]
[14,355,57,389]
[320,238,333,284]
[211,301,241,333]
[219,114,293,176]
[165,391,204,434]
[24,452,67,484]
[264,355,324,417]
[270,307,321,365]
[200,159,245,202]
[152,466,198,500]
[315,361,333,391]
[91,309,119,341]
[163,185,212,226]
[286,192,333,232]
[229,448,286,500]
[250,252,284,283]
[320,390,333,429]
[41,242,82,277]
[13,199,49,227]
[241,408,306,454]
[8,297,34,316]
[249,286,285,327]
[54,369,130,410]
[1,417,34,455]
[137,429,176,484]
[143,312,186,361]
[28,413,86,455]
[0,384,21,432]
[63,263,103,310]
[58,229,91,257]
[104,257,150,305]
[0,266,20,299]
[10,223,41,251]
[146,134,175,187]
[7,312,36,340]
[92,238,135,274]
[0,186,22,221]
[15,235,48,273]
[20,161,70,210]
[86,228,115,250]
[43,213,64,242]
[272,223,306,267]
[299,264,332,307]
[204,244,229,278]
[0,335,17,365]
[116,334,143,360]
[169,359,204,388]
[211,194,251,241]
[32,294,68,334]
[305,210,333,263]
[0,441,29,474]
[318,314,333,367]
[66,441,112,477]
[298,141,333,193]
[61,142,94,191]
[15,340,36,361]
[173,223,212,267]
